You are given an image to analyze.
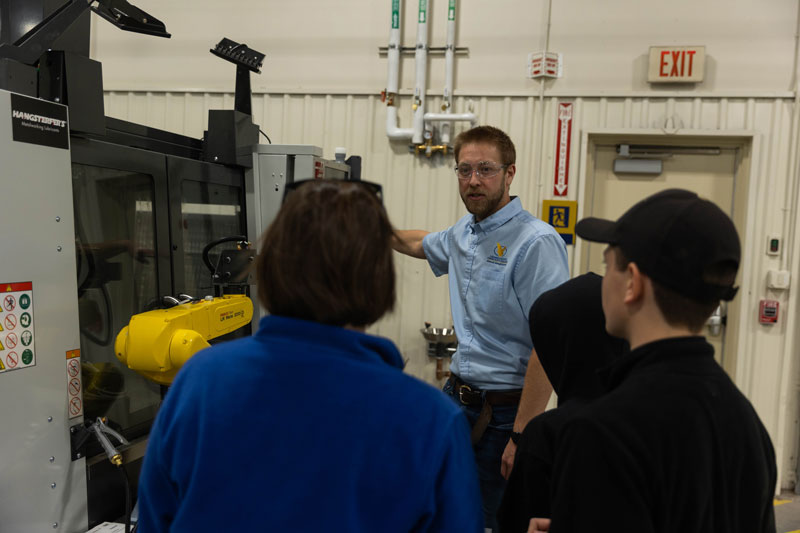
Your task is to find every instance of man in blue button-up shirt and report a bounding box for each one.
[394,126,569,531]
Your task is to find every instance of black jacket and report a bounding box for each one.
[498,273,627,532]
[548,337,776,533]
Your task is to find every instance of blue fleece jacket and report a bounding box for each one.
[137,315,483,532]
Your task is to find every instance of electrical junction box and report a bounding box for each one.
[759,300,779,324]
[767,235,781,256]
[767,270,791,290]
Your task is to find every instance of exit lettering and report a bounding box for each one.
[648,46,705,83]
[659,50,696,78]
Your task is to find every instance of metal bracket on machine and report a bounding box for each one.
[204,38,265,166]
[0,0,169,67]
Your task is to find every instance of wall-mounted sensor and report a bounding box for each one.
[766,235,781,256]
[767,270,791,290]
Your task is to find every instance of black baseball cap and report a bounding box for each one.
[575,189,740,302]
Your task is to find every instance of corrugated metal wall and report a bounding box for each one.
[104,90,800,484]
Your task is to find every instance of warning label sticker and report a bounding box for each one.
[0,282,35,375]
[66,349,83,419]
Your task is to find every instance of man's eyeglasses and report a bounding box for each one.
[454,162,508,181]
[282,178,383,204]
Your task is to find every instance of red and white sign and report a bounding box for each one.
[69,397,82,418]
[553,103,574,197]
[66,350,83,418]
[0,281,34,374]
[759,300,779,324]
[67,358,80,377]
[528,51,562,79]
[648,46,705,83]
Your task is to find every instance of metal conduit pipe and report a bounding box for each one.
[440,0,456,145]
[777,1,800,493]
[535,0,553,200]
[423,112,477,125]
[412,0,429,144]
[432,0,477,145]
[385,0,414,140]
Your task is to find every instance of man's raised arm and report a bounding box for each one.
[392,230,430,259]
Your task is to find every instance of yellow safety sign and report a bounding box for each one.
[0,338,4,350]
[542,199,578,245]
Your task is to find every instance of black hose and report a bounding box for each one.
[201,235,248,274]
[119,465,132,533]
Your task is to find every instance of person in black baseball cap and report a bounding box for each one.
[526,189,776,533]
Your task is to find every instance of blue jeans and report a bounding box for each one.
[443,378,517,532]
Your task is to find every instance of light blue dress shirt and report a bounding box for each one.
[423,197,569,390]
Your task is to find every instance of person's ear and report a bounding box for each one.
[505,163,516,188]
[624,261,645,305]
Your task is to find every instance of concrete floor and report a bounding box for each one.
[775,493,800,532]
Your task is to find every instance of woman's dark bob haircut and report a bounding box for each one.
[256,179,395,328]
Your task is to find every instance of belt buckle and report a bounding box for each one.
[458,384,472,404]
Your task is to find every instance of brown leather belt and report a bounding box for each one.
[450,375,521,444]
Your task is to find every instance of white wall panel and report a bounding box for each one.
[105,89,800,488]
[93,1,798,94]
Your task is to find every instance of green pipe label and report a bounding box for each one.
[392,0,399,28]
[419,0,427,23]
[449,0,456,20]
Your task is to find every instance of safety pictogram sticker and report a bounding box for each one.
[68,397,82,418]
[65,350,83,418]
[67,358,80,377]
[5,333,17,350]
[68,377,81,396]
[0,282,34,374]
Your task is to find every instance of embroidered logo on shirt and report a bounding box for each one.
[487,243,509,266]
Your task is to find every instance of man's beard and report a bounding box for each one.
[460,174,506,221]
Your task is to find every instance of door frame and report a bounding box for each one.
[574,128,758,390]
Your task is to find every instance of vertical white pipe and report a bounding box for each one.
[774,0,800,493]
[441,0,456,145]
[386,0,413,140]
[535,0,553,196]
[412,0,429,144]
[387,0,401,96]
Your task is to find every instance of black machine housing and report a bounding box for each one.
[0,1,255,527]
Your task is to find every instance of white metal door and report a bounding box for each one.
[580,141,743,375]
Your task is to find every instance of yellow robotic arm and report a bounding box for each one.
[114,295,253,385]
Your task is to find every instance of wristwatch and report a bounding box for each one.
[510,431,522,444]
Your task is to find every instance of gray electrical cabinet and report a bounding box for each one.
[0,89,88,532]
[244,144,352,324]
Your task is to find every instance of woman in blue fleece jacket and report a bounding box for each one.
[136,179,483,533]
